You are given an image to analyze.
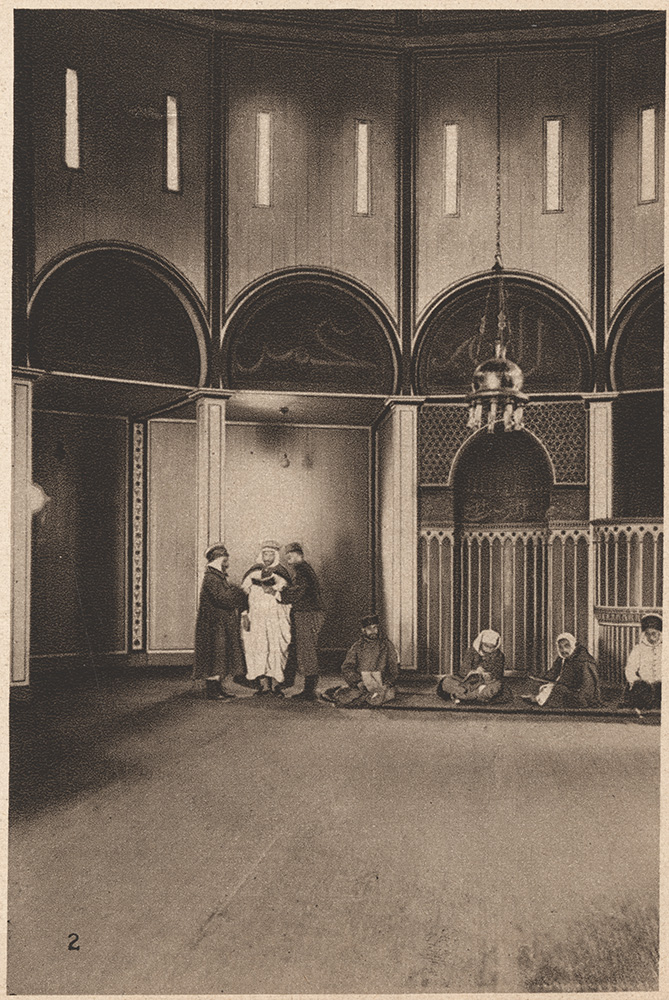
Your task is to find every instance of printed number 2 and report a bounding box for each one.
[68,934,80,951]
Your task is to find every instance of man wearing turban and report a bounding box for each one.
[240,540,293,695]
[436,629,505,703]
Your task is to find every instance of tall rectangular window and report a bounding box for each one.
[639,106,658,203]
[443,123,460,216]
[355,121,371,216]
[543,117,563,213]
[165,95,180,192]
[64,68,80,169]
[255,111,272,207]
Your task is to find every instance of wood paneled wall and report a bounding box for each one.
[30,11,209,301]
[226,43,398,316]
[610,34,665,319]
[417,53,497,316]
[31,411,128,657]
[418,49,593,320]
[147,420,197,652]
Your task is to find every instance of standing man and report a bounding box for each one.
[240,540,293,695]
[193,543,248,700]
[280,542,325,701]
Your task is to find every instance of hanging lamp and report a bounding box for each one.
[466,59,528,434]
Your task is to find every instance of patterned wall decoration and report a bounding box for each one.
[131,422,145,651]
[419,400,588,486]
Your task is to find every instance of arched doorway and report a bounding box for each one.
[452,430,553,673]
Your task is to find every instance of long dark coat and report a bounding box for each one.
[544,644,601,708]
[193,566,248,680]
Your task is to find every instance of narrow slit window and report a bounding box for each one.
[443,123,460,216]
[166,95,180,192]
[64,68,80,169]
[639,106,657,203]
[355,121,371,216]
[543,117,563,213]
[255,111,272,207]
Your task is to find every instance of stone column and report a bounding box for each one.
[195,392,230,587]
[11,376,34,685]
[587,395,615,652]
[376,397,424,669]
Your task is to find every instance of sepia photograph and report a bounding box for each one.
[7,4,665,995]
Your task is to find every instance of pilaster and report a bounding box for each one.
[11,376,35,684]
[376,397,424,668]
[588,397,614,521]
[195,392,230,585]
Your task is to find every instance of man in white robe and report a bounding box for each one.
[240,540,292,694]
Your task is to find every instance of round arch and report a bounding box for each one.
[222,268,399,394]
[413,272,595,395]
[452,428,554,525]
[28,244,210,386]
[608,269,663,392]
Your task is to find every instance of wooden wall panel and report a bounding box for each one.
[31,411,128,657]
[417,49,592,320]
[610,35,665,319]
[502,49,592,318]
[417,53,498,317]
[31,12,208,302]
[225,424,371,652]
[147,420,197,652]
[226,43,398,316]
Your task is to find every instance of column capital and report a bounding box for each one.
[581,392,618,405]
[12,366,43,384]
[383,395,427,409]
[188,388,232,403]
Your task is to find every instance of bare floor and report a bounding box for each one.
[9,669,660,994]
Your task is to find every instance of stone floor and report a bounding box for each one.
[8,665,661,994]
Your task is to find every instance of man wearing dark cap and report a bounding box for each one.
[624,614,662,710]
[280,542,324,701]
[193,543,248,700]
[337,614,399,706]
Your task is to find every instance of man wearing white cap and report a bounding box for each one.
[437,629,505,703]
[193,543,248,700]
[240,540,293,695]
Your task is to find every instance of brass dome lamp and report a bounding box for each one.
[466,60,528,434]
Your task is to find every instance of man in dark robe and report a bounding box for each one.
[533,633,601,708]
[193,543,248,700]
[280,542,325,701]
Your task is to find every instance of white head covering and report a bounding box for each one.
[556,632,577,657]
[472,629,501,653]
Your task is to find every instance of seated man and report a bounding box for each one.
[328,615,399,707]
[437,630,504,704]
[623,614,662,710]
[528,633,601,708]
